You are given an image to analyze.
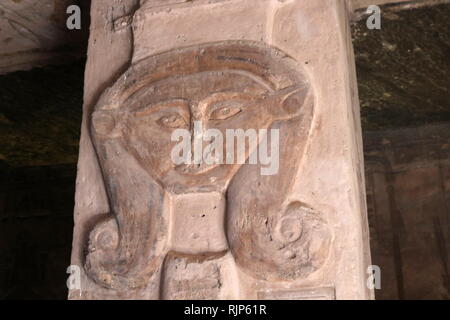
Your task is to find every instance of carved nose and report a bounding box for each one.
[189,118,206,163]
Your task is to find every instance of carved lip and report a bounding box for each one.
[174,162,221,175]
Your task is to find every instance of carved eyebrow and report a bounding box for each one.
[133,99,189,116]
[201,92,256,111]
[207,99,247,115]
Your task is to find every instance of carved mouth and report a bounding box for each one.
[175,162,221,175]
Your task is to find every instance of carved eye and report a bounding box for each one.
[209,104,242,120]
[157,114,187,128]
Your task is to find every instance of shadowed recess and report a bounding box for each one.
[352,3,450,130]
[0,59,85,168]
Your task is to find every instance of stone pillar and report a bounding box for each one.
[70,0,373,300]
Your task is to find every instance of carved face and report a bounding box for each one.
[91,41,310,193]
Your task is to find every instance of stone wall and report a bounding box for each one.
[365,123,450,299]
